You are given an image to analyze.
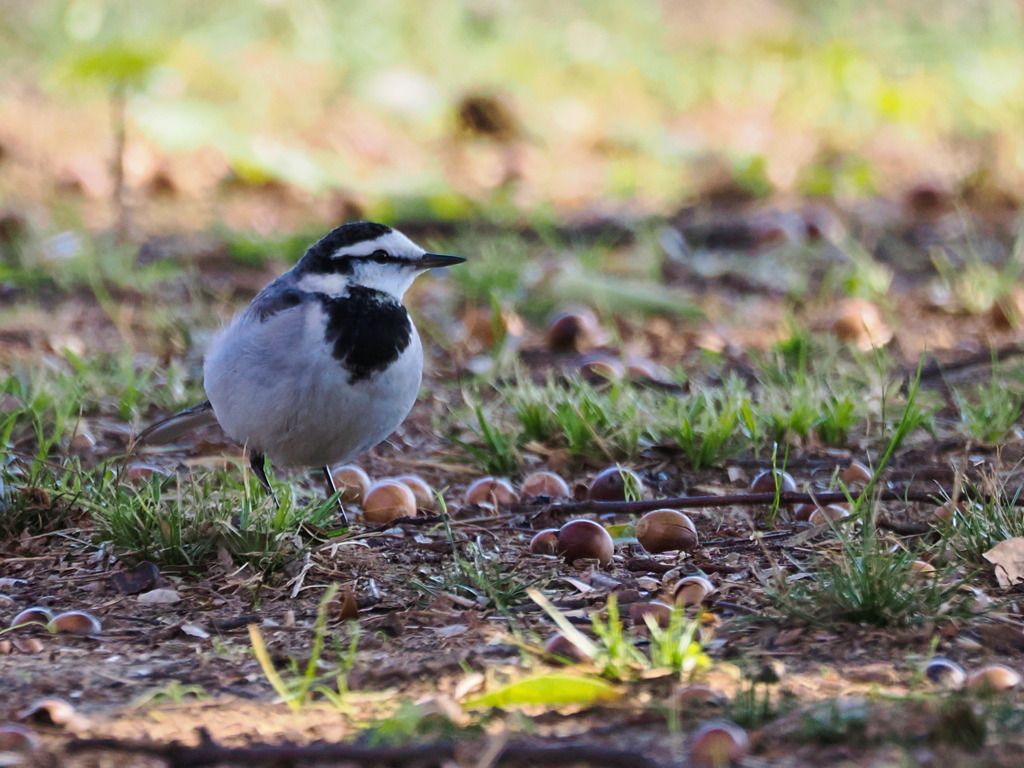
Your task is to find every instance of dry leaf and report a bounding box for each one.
[983,537,1024,588]
[180,623,211,639]
[137,588,181,605]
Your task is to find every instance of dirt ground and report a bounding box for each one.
[5,202,1024,768]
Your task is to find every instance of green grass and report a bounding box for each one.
[410,501,544,613]
[88,469,339,571]
[953,376,1024,445]
[451,335,934,473]
[943,491,1024,567]
[7,1,1024,216]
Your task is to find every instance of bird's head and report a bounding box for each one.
[293,222,465,298]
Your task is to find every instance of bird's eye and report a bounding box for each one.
[371,249,389,260]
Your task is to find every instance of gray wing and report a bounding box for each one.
[135,400,219,445]
[246,276,307,322]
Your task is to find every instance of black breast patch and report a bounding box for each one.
[318,286,412,383]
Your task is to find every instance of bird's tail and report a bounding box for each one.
[134,400,219,446]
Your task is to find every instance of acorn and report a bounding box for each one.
[673,576,715,607]
[908,560,936,580]
[807,505,849,525]
[396,474,435,510]
[577,354,625,382]
[0,723,38,752]
[557,519,614,566]
[17,697,91,730]
[464,477,518,507]
[529,529,560,555]
[10,607,53,629]
[51,611,102,635]
[792,503,816,522]
[362,480,418,524]
[750,469,796,494]
[331,465,371,505]
[832,298,892,351]
[628,600,673,629]
[688,719,750,768]
[546,306,604,352]
[635,509,698,554]
[965,664,1021,692]
[924,657,967,688]
[673,684,725,707]
[520,471,571,499]
[841,460,872,485]
[588,466,644,502]
[544,633,590,664]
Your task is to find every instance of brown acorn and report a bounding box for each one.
[529,528,560,555]
[635,509,698,554]
[588,466,644,502]
[362,480,418,524]
[557,519,614,566]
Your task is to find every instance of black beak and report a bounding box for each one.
[419,252,466,269]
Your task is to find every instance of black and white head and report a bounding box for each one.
[293,222,464,298]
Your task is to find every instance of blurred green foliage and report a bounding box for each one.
[2,0,1024,212]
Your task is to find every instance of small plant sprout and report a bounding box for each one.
[529,590,710,682]
[248,584,345,712]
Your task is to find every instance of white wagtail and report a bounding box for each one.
[137,221,465,523]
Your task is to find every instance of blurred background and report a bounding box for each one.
[3,0,1024,239]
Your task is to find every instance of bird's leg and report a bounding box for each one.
[322,466,349,526]
[249,451,278,507]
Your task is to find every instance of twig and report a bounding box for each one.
[535,487,955,517]
[66,730,672,768]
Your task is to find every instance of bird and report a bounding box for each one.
[135,221,465,523]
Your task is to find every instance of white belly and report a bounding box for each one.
[203,304,423,468]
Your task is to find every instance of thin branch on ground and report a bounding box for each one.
[66,729,671,768]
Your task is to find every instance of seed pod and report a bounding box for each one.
[362,480,418,524]
[557,519,614,566]
[635,509,698,554]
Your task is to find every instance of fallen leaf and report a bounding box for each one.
[137,588,181,605]
[983,537,1024,588]
[464,672,619,710]
[180,623,210,639]
[111,562,160,595]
